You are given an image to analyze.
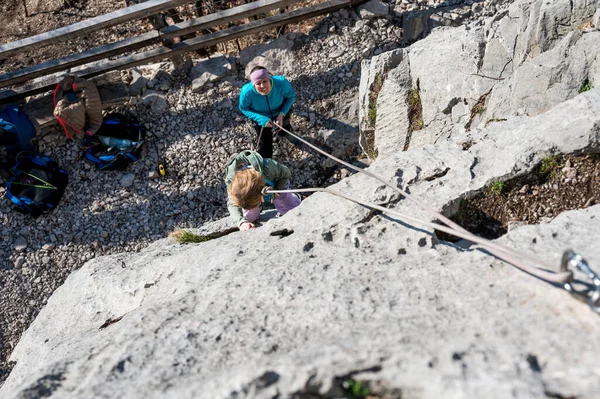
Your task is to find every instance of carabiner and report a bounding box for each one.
[560,249,600,313]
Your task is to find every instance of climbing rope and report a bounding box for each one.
[252,125,264,153]
[266,122,600,312]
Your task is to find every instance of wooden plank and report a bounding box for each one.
[0,32,160,89]
[159,0,304,38]
[0,0,363,104]
[72,0,360,76]
[0,0,193,60]
[0,0,304,89]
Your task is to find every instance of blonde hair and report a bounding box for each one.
[228,169,265,209]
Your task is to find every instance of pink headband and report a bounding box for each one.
[250,69,270,85]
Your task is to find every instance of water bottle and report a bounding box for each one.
[97,136,137,149]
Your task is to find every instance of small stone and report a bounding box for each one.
[584,198,596,207]
[14,236,27,251]
[148,170,159,179]
[519,185,529,194]
[15,256,25,268]
[42,256,51,265]
[121,173,135,187]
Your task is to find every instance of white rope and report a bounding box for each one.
[270,122,574,284]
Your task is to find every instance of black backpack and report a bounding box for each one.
[83,113,146,171]
[4,152,69,218]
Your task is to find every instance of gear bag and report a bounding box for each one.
[0,104,36,155]
[83,113,146,171]
[4,152,69,218]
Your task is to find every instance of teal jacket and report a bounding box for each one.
[224,150,291,226]
[238,76,296,127]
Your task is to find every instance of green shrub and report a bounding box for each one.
[490,180,506,196]
[170,230,212,243]
[579,78,593,93]
[408,87,424,131]
[539,155,560,176]
[343,379,371,399]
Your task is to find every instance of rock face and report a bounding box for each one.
[359,0,599,150]
[190,54,234,93]
[3,0,600,398]
[239,36,297,77]
[4,83,600,399]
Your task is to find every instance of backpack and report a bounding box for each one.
[0,104,36,156]
[4,152,69,218]
[83,113,146,171]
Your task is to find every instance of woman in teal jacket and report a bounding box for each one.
[238,66,296,158]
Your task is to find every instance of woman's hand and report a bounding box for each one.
[239,221,256,231]
[275,113,284,131]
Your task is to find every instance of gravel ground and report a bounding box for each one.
[0,0,508,385]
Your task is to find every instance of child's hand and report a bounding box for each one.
[239,221,255,231]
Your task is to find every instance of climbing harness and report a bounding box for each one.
[266,122,600,313]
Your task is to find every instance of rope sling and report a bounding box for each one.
[262,122,600,313]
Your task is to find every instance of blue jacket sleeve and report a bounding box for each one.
[239,85,271,127]
[279,77,296,116]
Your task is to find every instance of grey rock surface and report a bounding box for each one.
[2,86,600,399]
[127,68,147,97]
[141,90,169,113]
[402,5,472,42]
[190,54,233,93]
[484,31,600,121]
[239,35,297,77]
[373,51,411,156]
[3,0,600,397]
[358,49,405,136]
[356,0,389,19]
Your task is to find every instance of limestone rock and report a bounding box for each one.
[128,68,147,97]
[358,48,406,135]
[142,90,169,113]
[484,31,600,122]
[191,54,233,93]
[403,5,472,42]
[356,0,390,19]
[239,35,298,77]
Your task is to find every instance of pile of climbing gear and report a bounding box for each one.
[83,112,146,171]
[4,152,69,218]
[1,103,69,218]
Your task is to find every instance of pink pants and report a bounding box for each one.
[242,192,301,222]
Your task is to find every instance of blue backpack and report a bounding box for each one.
[83,113,146,171]
[4,153,69,218]
[0,104,36,155]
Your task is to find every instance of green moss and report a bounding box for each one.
[343,379,371,399]
[579,78,593,93]
[367,75,384,128]
[472,102,484,115]
[490,180,506,196]
[367,102,377,127]
[539,155,561,177]
[170,230,213,243]
[408,87,424,131]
